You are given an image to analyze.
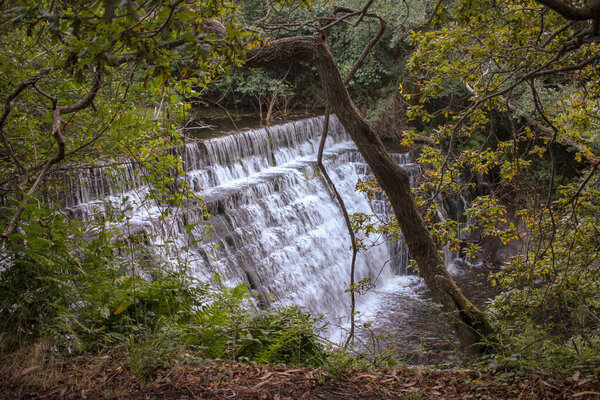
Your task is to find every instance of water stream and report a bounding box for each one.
[61,115,476,360]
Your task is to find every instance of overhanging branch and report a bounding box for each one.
[0,69,51,182]
[536,0,600,21]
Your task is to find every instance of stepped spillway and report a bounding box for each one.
[63,116,422,327]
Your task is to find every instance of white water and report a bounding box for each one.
[62,116,427,339]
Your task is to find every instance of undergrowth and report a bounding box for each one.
[0,204,333,380]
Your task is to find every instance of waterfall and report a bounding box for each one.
[63,116,423,327]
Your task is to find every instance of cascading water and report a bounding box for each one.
[62,116,422,332]
[60,114,479,358]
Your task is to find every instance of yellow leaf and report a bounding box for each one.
[113,301,131,315]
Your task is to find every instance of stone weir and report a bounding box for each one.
[62,116,422,326]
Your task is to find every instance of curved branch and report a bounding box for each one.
[536,0,599,21]
[142,0,185,38]
[332,7,387,86]
[316,109,358,346]
[2,68,102,238]
[561,161,600,210]
[314,9,386,345]
[1,106,66,239]
[0,69,50,182]
[321,0,375,31]
[59,69,102,114]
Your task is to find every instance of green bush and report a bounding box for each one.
[183,284,327,366]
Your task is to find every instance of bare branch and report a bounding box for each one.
[354,0,376,26]
[0,69,50,183]
[333,8,386,86]
[59,68,102,114]
[540,22,573,48]
[560,161,600,210]
[316,107,358,346]
[321,9,363,31]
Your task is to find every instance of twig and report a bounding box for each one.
[425,0,444,27]
[333,8,386,86]
[560,161,600,210]
[318,0,388,346]
[0,69,51,183]
[316,108,359,346]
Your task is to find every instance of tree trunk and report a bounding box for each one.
[247,34,493,352]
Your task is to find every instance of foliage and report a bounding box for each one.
[0,200,197,353]
[5,0,600,375]
[332,0,600,371]
[194,0,322,117]
[198,0,435,121]
[179,282,328,367]
[0,0,245,220]
[202,67,298,120]
[403,0,600,370]
[326,20,396,104]
[486,180,600,372]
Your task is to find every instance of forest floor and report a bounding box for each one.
[2,356,600,399]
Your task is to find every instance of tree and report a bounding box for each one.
[0,0,244,237]
[11,0,599,358]
[404,0,600,366]
[242,0,600,356]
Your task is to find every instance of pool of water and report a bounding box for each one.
[184,108,320,139]
[350,260,499,366]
